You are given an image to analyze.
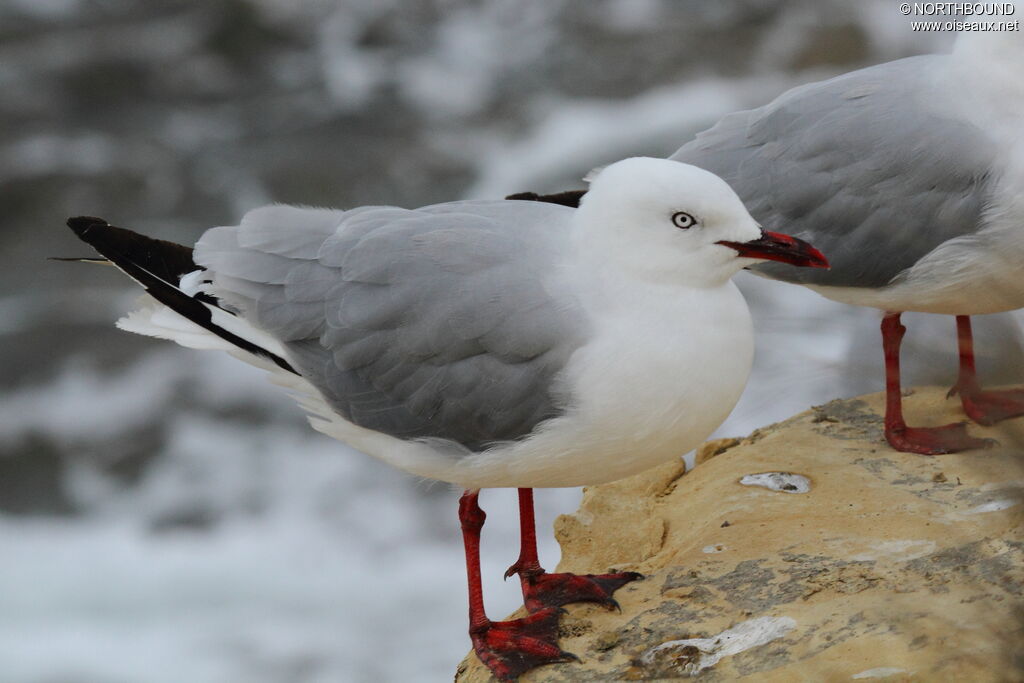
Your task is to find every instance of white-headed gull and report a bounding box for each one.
[669,33,1024,454]
[64,157,827,681]
[515,34,1024,456]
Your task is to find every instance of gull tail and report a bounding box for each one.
[64,216,297,375]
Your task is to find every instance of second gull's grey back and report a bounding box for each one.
[672,55,998,289]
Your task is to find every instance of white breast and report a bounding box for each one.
[439,280,755,489]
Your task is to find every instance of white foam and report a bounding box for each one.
[641,616,797,674]
[850,540,936,562]
[740,472,812,494]
[966,499,1020,514]
[852,667,910,679]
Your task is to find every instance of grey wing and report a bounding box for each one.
[672,55,998,288]
[195,200,585,451]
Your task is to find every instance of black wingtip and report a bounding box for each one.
[505,191,540,201]
[62,213,300,377]
[504,190,585,209]
[67,216,109,236]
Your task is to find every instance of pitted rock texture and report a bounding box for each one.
[455,387,1024,682]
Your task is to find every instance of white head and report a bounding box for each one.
[573,157,826,287]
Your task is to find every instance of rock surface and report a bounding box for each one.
[455,387,1024,681]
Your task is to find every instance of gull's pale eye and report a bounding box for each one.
[671,211,697,229]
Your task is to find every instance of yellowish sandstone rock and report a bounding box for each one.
[455,387,1024,682]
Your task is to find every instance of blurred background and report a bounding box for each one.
[2,2,1022,681]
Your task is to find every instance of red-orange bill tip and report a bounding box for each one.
[717,230,829,269]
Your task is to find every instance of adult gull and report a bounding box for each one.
[515,34,1024,455]
[63,157,827,681]
[671,33,1024,454]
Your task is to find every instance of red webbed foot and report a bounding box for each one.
[950,385,1024,426]
[885,422,996,455]
[506,563,643,613]
[470,607,577,682]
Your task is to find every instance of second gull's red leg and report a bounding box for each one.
[881,313,993,454]
[948,315,1024,426]
[505,488,641,613]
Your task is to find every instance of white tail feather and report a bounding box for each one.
[117,295,289,359]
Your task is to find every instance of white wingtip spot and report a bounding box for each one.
[582,165,606,184]
[739,472,811,494]
[178,269,208,297]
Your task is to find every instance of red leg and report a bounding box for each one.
[948,315,1024,426]
[881,313,993,454]
[458,490,576,682]
[505,488,641,613]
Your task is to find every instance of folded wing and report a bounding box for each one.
[196,201,586,451]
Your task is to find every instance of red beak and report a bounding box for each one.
[717,231,829,269]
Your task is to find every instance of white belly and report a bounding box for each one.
[804,213,1024,316]
[806,251,1024,315]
